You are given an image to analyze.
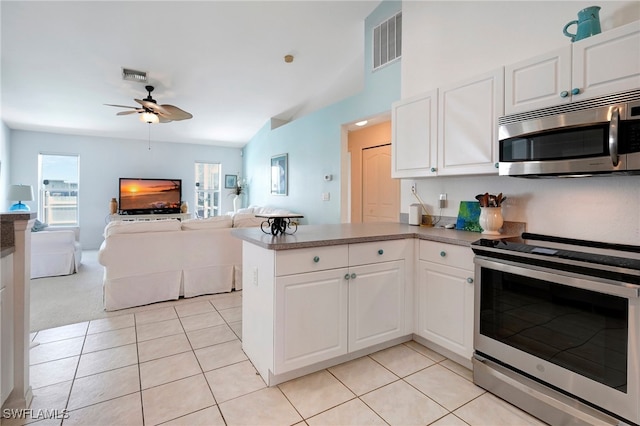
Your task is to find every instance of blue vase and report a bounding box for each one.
[563,6,602,42]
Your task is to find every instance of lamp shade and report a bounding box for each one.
[8,184,34,211]
[8,184,34,201]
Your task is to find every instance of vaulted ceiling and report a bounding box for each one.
[1,1,380,147]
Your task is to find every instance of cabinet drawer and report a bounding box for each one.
[419,240,473,270]
[349,239,408,266]
[276,245,349,276]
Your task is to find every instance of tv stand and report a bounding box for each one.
[109,213,192,222]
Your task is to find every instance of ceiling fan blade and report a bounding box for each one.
[158,115,173,123]
[104,103,139,109]
[158,104,193,121]
[134,99,169,115]
[116,110,140,116]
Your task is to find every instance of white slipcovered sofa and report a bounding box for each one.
[98,206,290,311]
[31,227,82,279]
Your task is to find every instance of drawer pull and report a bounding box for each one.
[467,277,474,284]
[313,256,320,263]
[430,167,437,172]
[440,251,446,257]
[560,90,569,98]
[344,273,351,280]
[351,273,357,279]
[378,249,384,255]
[571,87,580,95]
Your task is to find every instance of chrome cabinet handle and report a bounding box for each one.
[378,249,384,255]
[313,256,320,263]
[571,87,580,95]
[560,91,569,98]
[440,251,446,257]
[467,277,474,284]
[610,107,620,167]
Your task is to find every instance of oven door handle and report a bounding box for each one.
[609,107,620,167]
[475,257,640,299]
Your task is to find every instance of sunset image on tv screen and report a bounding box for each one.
[120,179,181,210]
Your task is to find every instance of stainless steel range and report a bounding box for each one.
[471,233,640,426]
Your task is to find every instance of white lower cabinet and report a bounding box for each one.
[243,239,412,385]
[348,260,405,352]
[275,268,349,373]
[274,258,406,374]
[415,240,475,365]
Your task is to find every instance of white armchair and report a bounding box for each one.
[31,227,82,279]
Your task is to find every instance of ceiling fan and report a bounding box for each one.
[105,85,193,123]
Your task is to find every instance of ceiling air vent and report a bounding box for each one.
[373,12,402,70]
[122,68,147,82]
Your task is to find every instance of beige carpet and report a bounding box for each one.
[30,250,110,332]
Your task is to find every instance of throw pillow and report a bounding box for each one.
[31,219,48,232]
[232,213,264,228]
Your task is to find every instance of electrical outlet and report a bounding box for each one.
[439,193,447,209]
[411,181,417,194]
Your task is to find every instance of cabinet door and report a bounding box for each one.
[505,46,572,115]
[274,268,348,374]
[572,20,640,102]
[438,68,504,176]
[348,260,404,352]
[391,90,438,178]
[416,260,474,360]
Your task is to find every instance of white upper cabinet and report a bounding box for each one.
[573,20,640,101]
[505,46,572,114]
[505,20,640,115]
[391,90,438,178]
[437,68,504,176]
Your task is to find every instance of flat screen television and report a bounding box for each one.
[118,178,182,215]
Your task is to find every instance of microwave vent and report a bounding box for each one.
[499,89,640,125]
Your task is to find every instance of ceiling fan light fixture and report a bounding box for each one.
[140,112,159,124]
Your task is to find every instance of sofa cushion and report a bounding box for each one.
[232,213,264,228]
[104,219,182,238]
[181,216,232,230]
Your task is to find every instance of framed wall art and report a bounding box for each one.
[270,154,288,196]
[224,174,237,189]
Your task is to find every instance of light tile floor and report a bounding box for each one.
[8,291,547,426]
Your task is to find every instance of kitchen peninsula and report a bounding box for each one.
[232,222,521,386]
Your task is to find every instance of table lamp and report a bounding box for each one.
[8,184,34,211]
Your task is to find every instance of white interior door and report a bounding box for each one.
[362,144,399,222]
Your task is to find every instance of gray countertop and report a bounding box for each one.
[1,212,37,257]
[231,222,522,250]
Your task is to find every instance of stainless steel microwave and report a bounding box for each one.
[498,90,640,177]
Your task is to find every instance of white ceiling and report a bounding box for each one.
[1,1,380,148]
